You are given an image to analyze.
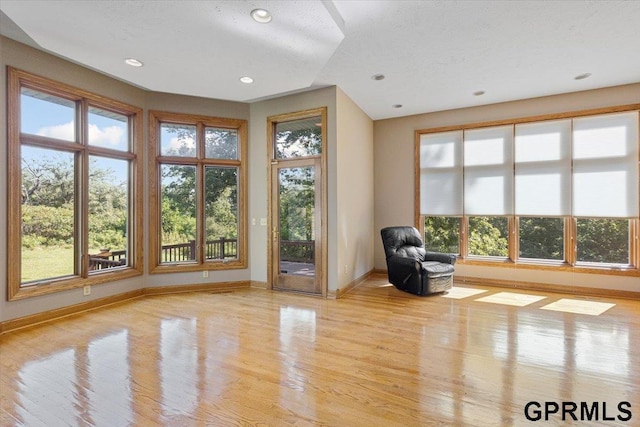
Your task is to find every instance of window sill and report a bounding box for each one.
[457,257,639,277]
[149,260,247,274]
[9,268,143,301]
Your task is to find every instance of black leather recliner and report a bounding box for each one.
[381,226,456,296]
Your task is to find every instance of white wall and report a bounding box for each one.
[248,87,338,288]
[2,32,637,322]
[336,88,374,288]
[0,35,369,321]
[142,91,251,289]
[374,83,640,292]
[0,37,251,322]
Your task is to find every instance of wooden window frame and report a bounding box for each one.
[7,67,143,301]
[415,104,640,277]
[148,111,248,274]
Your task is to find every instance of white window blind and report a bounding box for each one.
[573,111,639,218]
[419,131,463,215]
[464,125,514,215]
[515,119,571,216]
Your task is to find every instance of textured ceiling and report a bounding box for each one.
[1,0,639,120]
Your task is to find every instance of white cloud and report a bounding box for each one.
[37,121,74,141]
[88,124,125,147]
[168,135,195,153]
[37,121,125,147]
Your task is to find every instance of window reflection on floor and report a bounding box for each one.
[88,330,132,424]
[279,306,317,417]
[161,318,198,416]
[576,322,629,377]
[18,348,76,425]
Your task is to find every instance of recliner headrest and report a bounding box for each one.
[380,226,425,259]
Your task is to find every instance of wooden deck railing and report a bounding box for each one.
[160,238,239,262]
[91,238,314,270]
[280,240,314,263]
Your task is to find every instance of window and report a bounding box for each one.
[7,68,143,300]
[417,107,640,275]
[149,111,247,273]
[468,216,509,258]
[275,116,322,159]
[577,218,629,264]
[424,217,460,254]
[519,217,564,261]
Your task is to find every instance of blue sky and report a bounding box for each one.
[21,92,129,184]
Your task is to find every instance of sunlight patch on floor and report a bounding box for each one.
[540,298,615,316]
[441,287,488,299]
[475,292,546,307]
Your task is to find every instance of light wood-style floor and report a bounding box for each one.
[1,274,639,426]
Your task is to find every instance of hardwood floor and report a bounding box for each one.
[1,274,639,426]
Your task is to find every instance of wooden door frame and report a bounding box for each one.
[267,107,328,297]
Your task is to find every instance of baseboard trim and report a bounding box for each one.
[329,269,375,299]
[0,289,144,335]
[1,281,252,335]
[374,268,639,300]
[142,281,251,296]
[250,280,268,289]
[455,275,640,300]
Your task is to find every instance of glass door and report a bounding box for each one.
[271,159,321,294]
[268,108,326,295]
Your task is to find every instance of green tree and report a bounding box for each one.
[577,218,628,263]
[22,155,74,207]
[424,217,460,253]
[278,167,314,241]
[206,186,238,239]
[161,127,239,244]
[21,204,74,248]
[275,125,322,159]
[21,156,128,249]
[519,218,564,260]
[469,217,508,257]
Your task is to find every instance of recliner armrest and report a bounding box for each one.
[387,254,420,270]
[424,251,457,265]
[386,255,421,286]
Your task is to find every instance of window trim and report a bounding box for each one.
[148,110,248,274]
[415,104,640,277]
[7,67,143,301]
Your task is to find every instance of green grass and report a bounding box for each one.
[21,246,75,283]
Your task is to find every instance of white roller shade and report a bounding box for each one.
[419,131,463,215]
[515,119,571,216]
[573,111,639,218]
[464,125,514,215]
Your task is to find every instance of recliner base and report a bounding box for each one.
[423,274,453,295]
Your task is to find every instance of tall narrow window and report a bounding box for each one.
[515,120,571,262]
[7,68,142,300]
[573,112,638,266]
[420,131,463,255]
[149,112,247,273]
[464,126,513,258]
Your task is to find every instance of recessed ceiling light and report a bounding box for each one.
[392,104,403,108]
[251,8,272,23]
[371,74,385,81]
[124,58,143,67]
[240,76,254,84]
[473,90,485,96]
[574,73,592,80]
